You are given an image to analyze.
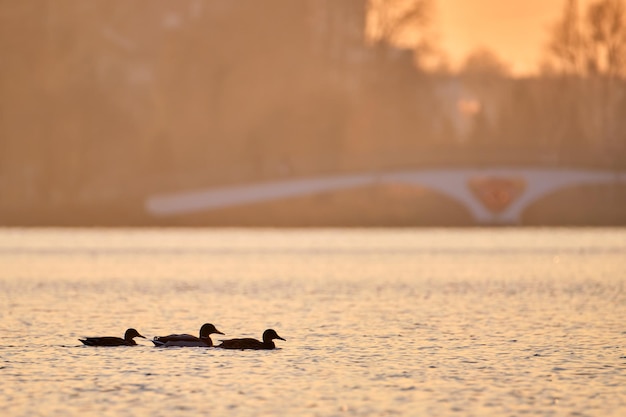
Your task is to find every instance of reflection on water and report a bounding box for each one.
[1,228,625,416]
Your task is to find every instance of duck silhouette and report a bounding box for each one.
[79,328,146,346]
[216,329,285,350]
[152,323,224,347]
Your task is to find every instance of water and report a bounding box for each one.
[1,228,625,417]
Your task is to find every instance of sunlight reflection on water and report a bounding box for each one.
[0,228,625,416]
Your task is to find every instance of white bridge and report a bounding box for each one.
[146,168,626,224]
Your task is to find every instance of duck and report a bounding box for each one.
[216,328,285,350]
[152,323,224,347]
[79,328,146,346]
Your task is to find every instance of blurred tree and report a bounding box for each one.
[585,0,626,77]
[461,48,511,79]
[459,48,510,149]
[548,0,585,75]
[584,0,626,163]
[366,0,431,45]
[545,0,626,163]
[547,0,626,77]
[366,0,438,68]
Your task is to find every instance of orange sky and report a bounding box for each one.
[436,0,585,75]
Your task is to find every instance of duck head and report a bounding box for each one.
[124,328,146,340]
[263,329,285,343]
[200,323,224,338]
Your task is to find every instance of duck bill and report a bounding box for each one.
[277,336,286,341]
[216,330,225,335]
[138,334,146,339]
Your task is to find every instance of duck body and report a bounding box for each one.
[152,334,211,347]
[79,328,145,346]
[217,329,285,350]
[152,323,224,347]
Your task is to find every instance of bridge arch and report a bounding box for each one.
[146,168,626,224]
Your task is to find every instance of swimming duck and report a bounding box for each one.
[152,323,224,347]
[79,328,146,346]
[216,328,285,350]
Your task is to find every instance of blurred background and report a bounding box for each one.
[1,0,625,226]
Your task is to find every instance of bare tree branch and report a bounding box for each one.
[366,0,433,48]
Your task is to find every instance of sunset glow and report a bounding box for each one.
[436,0,591,75]
[1,0,625,227]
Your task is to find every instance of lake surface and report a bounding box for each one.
[1,228,625,417]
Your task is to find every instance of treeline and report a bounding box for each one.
[0,0,625,216]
